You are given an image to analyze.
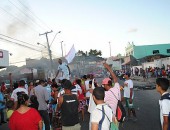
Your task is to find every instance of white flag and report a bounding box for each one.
[65,45,76,63]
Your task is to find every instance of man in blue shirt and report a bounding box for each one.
[0,86,6,125]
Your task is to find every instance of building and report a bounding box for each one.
[0,49,9,69]
[142,57,170,70]
[106,56,123,70]
[125,43,170,59]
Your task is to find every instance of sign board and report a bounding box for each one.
[0,49,9,68]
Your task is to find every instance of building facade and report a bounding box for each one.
[125,43,170,59]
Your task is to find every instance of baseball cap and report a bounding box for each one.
[102,78,111,85]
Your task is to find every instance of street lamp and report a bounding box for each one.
[50,31,61,47]
[61,41,64,57]
[109,41,111,57]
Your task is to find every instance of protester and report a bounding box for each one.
[156,78,170,130]
[6,100,14,120]
[123,72,137,121]
[75,79,86,121]
[1,82,6,92]
[91,87,115,130]
[28,81,34,96]
[29,95,39,110]
[102,63,121,116]
[31,80,50,130]
[85,74,91,106]
[55,59,71,80]
[11,80,28,109]
[0,86,6,125]
[9,92,42,130]
[57,79,80,130]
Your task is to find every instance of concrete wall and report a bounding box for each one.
[142,62,155,69]
[112,60,122,70]
[161,57,170,69]
[142,57,170,69]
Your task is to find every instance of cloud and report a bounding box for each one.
[127,28,138,33]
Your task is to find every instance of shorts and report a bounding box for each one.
[125,97,134,108]
[62,123,81,130]
[86,99,90,106]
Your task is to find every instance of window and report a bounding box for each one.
[153,50,159,54]
[167,49,170,53]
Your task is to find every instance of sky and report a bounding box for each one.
[0,0,170,66]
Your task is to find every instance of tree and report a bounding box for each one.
[88,49,102,56]
[77,49,102,57]
[117,53,122,57]
[77,50,86,56]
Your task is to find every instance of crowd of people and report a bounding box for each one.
[0,59,169,130]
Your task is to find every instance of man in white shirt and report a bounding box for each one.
[156,78,170,130]
[91,87,115,130]
[11,80,28,109]
[123,72,137,121]
[85,74,91,106]
[55,59,70,80]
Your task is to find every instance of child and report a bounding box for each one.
[156,78,170,130]
[6,100,14,120]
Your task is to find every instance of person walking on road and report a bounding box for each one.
[11,80,28,110]
[9,92,42,130]
[57,79,81,130]
[123,72,137,121]
[91,87,116,130]
[31,80,50,130]
[156,78,170,130]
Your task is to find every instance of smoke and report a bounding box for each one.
[4,0,35,36]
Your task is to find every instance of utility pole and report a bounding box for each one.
[39,30,53,71]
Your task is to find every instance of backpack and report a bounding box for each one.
[160,93,170,130]
[97,105,119,130]
[110,90,126,122]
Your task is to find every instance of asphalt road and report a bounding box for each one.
[0,89,166,130]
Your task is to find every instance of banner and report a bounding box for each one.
[65,45,76,63]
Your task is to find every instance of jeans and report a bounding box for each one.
[0,109,5,122]
[39,110,50,130]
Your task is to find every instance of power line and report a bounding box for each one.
[17,0,52,30]
[0,7,39,33]
[8,0,47,31]
[10,52,43,61]
[0,33,41,49]
[0,37,42,52]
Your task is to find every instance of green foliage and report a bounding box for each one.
[77,49,102,57]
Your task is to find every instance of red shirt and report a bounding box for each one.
[1,85,6,92]
[9,108,42,130]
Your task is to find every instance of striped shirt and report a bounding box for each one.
[104,83,121,116]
